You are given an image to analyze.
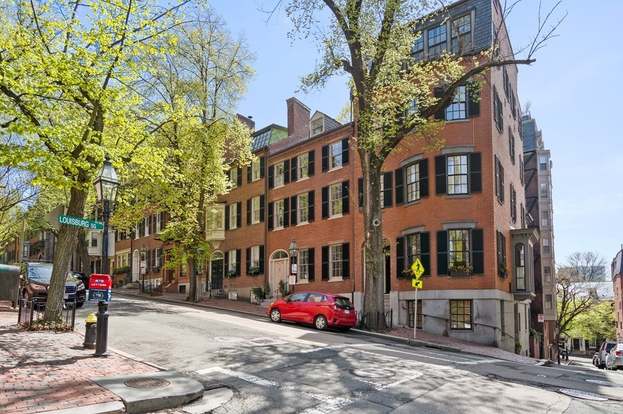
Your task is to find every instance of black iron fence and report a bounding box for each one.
[359,310,393,330]
[17,298,77,330]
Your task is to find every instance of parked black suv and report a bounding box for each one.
[20,262,86,308]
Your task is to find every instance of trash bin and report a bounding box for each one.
[0,264,21,308]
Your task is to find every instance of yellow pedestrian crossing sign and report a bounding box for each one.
[412,278,423,289]
[411,258,425,279]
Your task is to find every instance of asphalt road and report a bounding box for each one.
[76,296,623,413]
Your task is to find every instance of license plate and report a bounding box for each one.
[63,293,69,299]
[345,310,350,314]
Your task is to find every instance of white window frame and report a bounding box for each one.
[228,250,237,273]
[298,248,310,282]
[229,203,238,230]
[251,196,261,224]
[445,85,467,121]
[144,217,150,237]
[206,204,225,232]
[329,183,343,217]
[448,229,471,270]
[274,161,285,188]
[405,163,421,202]
[230,167,238,188]
[156,213,162,233]
[329,244,343,281]
[310,117,324,136]
[297,153,309,180]
[250,245,260,268]
[447,155,469,195]
[329,141,343,170]
[251,158,261,182]
[274,199,285,229]
[297,193,309,224]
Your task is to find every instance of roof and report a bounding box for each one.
[251,124,288,152]
[612,249,623,279]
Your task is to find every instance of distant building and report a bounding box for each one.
[612,248,623,340]
[522,111,557,359]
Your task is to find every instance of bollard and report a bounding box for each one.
[83,313,97,349]
[94,301,109,357]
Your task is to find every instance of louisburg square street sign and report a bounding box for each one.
[58,214,104,230]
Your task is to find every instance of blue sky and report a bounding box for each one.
[210,0,623,270]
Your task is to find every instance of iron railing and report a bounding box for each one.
[17,298,76,330]
[359,310,393,330]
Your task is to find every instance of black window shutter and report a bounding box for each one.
[469,153,482,193]
[146,249,151,272]
[500,164,505,202]
[268,202,274,230]
[237,167,242,187]
[260,194,265,222]
[260,156,265,178]
[321,186,329,218]
[468,87,480,117]
[395,167,404,205]
[246,165,252,183]
[308,248,315,282]
[396,236,405,275]
[246,247,251,273]
[290,157,298,182]
[321,145,329,172]
[225,205,230,230]
[290,195,297,226]
[246,199,251,225]
[437,231,448,275]
[342,243,350,279]
[236,202,241,228]
[259,245,265,274]
[358,177,364,207]
[235,249,241,276]
[322,246,329,280]
[419,159,429,197]
[435,155,447,195]
[224,251,229,273]
[308,190,315,222]
[283,197,290,227]
[268,165,274,189]
[472,229,484,274]
[308,151,315,176]
[383,172,393,208]
[434,87,445,120]
[420,232,430,276]
[341,138,349,165]
[284,159,290,184]
[342,180,350,214]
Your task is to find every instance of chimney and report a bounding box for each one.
[236,113,255,131]
[286,97,310,138]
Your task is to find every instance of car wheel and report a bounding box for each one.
[270,308,281,323]
[314,315,328,330]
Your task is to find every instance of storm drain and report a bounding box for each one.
[350,368,395,378]
[124,377,171,389]
[558,388,608,401]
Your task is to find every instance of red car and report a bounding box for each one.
[267,292,357,331]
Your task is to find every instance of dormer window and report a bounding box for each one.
[311,117,324,136]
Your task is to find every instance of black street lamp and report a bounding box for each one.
[288,239,298,282]
[94,157,119,275]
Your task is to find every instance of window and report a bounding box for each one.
[509,131,515,164]
[542,238,551,255]
[90,232,98,248]
[412,35,424,60]
[510,184,517,223]
[274,161,285,187]
[329,141,343,169]
[545,294,553,310]
[427,24,447,57]
[274,199,285,229]
[230,167,238,188]
[497,231,507,277]
[307,293,325,303]
[311,117,324,136]
[495,157,505,203]
[405,162,422,202]
[515,244,526,290]
[251,158,261,181]
[297,153,309,180]
[520,203,526,228]
[405,233,421,266]
[229,203,238,230]
[144,217,150,237]
[519,154,524,185]
[539,154,549,171]
[251,196,261,224]
[249,245,260,268]
[207,204,225,231]
[297,193,309,224]
[156,213,162,233]
[329,244,344,280]
[329,182,343,217]
[494,88,503,132]
[540,182,548,198]
[448,229,470,271]
[299,248,311,282]
[450,299,472,330]
[227,250,237,273]
[288,293,307,303]
[544,266,552,283]
[451,14,472,53]
[447,155,468,195]
[541,210,549,227]
[445,85,467,120]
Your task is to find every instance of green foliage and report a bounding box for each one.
[567,301,616,342]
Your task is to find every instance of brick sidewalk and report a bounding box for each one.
[0,312,158,414]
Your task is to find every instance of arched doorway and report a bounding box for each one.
[132,249,140,282]
[269,250,289,298]
[210,251,224,295]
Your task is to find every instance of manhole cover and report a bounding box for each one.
[558,388,608,401]
[124,377,171,389]
[351,368,395,378]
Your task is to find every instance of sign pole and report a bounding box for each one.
[414,286,418,340]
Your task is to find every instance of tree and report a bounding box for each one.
[556,251,608,345]
[114,5,254,302]
[0,0,190,322]
[567,301,616,345]
[280,0,565,329]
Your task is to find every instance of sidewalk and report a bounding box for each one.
[0,311,157,414]
[115,289,539,365]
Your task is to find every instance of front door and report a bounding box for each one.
[270,257,289,298]
[210,258,224,291]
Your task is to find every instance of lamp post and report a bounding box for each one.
[288,240,298,293]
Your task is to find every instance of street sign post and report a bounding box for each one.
[410,258,425,340]
[58,214,104,230]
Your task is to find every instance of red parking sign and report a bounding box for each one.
[89,274,112,290]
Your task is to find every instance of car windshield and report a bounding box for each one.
[27,263,53,283]
[606,343,616,352]
[334,296,352,309]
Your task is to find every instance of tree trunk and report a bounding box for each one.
[189,256,199,302]
[44,186,87,322]
[361,150,387,331]
[76,229,90,274]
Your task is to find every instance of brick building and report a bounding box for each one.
[613,248,623,341]
[111,0,539,353]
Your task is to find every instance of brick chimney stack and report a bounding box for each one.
[236,114,255,131]
[286,97,310,138]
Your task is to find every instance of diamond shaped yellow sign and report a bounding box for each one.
[411,278,423,289]
[411,258,425,279]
